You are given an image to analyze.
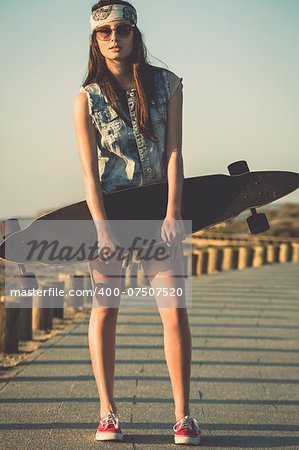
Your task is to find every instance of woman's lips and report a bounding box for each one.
[110,46,121,52]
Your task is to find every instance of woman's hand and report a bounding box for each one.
[96,221,121,264]
[161,214,186,247]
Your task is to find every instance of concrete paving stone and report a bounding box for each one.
[192,339,297,351]
[190,326,288,335]
[269,405,299,426]
[202,408,294,428]
[195,365,299,384]
[198,378,266,399]
[134,381,173,399]
[190,311,296,322]
[251,365,299,380]
[203,432,299,449]
[251,383,299,401]
[0,402,61,424]
[200,403,296,426]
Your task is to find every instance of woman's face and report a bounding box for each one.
[95,20,134,62]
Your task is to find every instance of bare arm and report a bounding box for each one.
[165,83,184,219]
[73,92,108,221]
[73,92,120,260]
[161,83,186,246]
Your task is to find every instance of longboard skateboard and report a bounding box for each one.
[1,161,298,288]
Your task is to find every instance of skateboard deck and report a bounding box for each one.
[1,170,299,266]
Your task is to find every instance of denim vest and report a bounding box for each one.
[80,66,171,194]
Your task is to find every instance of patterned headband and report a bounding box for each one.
[90,4,137,32]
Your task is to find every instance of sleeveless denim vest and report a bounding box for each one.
[80,66,171,194]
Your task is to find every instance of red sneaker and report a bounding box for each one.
[95,412,123,441]
[173,415,201,445]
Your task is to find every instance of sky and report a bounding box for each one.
[1,0,299,218]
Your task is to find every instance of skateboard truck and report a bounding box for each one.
[228,160,270,234]
[0,218,39,291]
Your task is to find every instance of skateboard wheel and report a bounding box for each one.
[247,213,270,234]
[17,273,39,291]
[0,218,21,239]
[228,160,250,175]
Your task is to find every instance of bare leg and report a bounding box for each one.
[142,243,192,421]
[88,259,123,418]
[158,307,192,421]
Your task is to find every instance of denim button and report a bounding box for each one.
[147,168,152,173]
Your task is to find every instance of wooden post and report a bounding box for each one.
[72,274,85,308]
[252,246,266,267]
[184,251,193,278]
[137,263,149,287]
[194,249,208,275]
[222,247,234,271]
[238,247,246,270]
[52,281,65,319]
[292,243,299,262]
[192,252,198,276]
[59,274,84,310]
[238,247,252,269]
[19,296,33,341]
[0,297,20,354]
[83,275,93,307]
[279,243,291,263]
[32,287,53,331]
[207,247,222,274]
[267,245,279,263]
[120,266,126,292]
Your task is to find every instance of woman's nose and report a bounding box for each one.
[110,30,119,41]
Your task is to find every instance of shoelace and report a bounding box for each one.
[100,412,120,430]
[173,415,201,433]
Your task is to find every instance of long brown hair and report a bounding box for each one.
[83,0,157,141]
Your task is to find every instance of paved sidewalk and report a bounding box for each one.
[0,262,299,449]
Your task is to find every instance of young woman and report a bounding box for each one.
[73,0,201,445]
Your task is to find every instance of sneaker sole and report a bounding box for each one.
[175,435,201,445]
[96,431,123,441]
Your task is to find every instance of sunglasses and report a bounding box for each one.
[95,23,135,41]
